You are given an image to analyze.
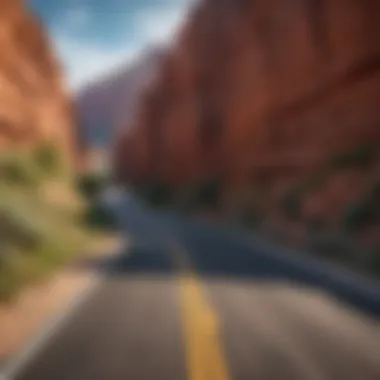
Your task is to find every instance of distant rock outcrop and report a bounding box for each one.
[116,0,380,189]
[75,47,166,149]
[0,0,76,162]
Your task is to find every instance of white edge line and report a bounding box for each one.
[1,275,104,380]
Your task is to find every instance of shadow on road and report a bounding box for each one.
[74,244,175,277]
[78,197,380,318]
[73,233,380,320]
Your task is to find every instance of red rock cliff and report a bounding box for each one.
[0,0,76,162]
[116,0,380,189]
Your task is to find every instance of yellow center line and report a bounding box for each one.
[173,245,230,380]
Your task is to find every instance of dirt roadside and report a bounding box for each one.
[0,235,125,367]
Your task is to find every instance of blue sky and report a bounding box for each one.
[27,0,194,90]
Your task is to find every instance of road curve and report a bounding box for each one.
[7,197,380,380]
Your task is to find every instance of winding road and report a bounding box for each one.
[5,194,380,380]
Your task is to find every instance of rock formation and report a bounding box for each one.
[0,0,75,162]
[116,0,380,191]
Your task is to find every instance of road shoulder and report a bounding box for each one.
[0,235,122,374]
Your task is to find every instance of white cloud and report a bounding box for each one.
[54,35,136,91]
[135,5,189,44]
[50,1,196,92]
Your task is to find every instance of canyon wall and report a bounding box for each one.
[116,0,380,191]
[0,0,76,162]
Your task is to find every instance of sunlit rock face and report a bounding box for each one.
[0,0,76,161]
[116,0,380,190]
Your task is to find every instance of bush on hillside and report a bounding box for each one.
[33,143,62,177]
[195,178,222,209]
[369,180,380,199]
[83,202,116,230]
[175,178,223,213]
[281,172,327,221]
[0,153,42,187]
[138,180,173,208]
[371,249,380,278]
[330,144,377,171]
[307,232,363,263]
[76,171,108,200]
[0,208,41,253]
[282,189,302,219]
[343,198,380,231]
[0,149,114,301]
[0,200,53,301]
[0,260,23,301]
[342,180,380,231]
[238,205,263,228]
[0,182,93,301]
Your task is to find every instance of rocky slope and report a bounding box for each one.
[115,0,380,265]
[76,47,165,149]
[0,0,75,161]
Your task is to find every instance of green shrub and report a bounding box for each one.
[33,143,62,176]
[174,178,223,213]
[343,198,379,231]
[196,178,222,208]
[307,232,360,262]
[238,206,263,228]
[0,179,92,301]
[0,204,48,301]
[0,208,42,252]
[371,249,380,278]
[342,179,380,231]
[139,180,173,208]
[83,202,116,230]
[0,259,23,301]
[76,172,107,200]
[0,153,41,187]
[370,180,380,199]
[282,189,302,219]
[281,171,327,221]
[330,144,377,171]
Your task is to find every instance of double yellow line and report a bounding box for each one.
[172,245,230,380]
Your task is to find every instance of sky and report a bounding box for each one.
[27,0,194,91]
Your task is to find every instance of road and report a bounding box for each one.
[7,196,380,380]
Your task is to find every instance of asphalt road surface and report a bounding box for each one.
[7,196,380,380]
